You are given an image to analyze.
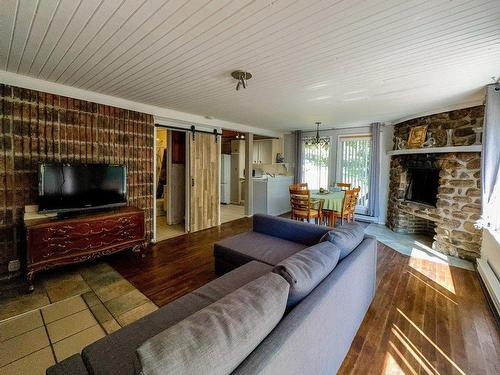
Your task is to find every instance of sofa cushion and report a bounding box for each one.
[214,231,308,267]
[273,242,341,307]
[253,214,331,246]
[81,261,273,375]
[321,222,365,259]
[136,273,289,375]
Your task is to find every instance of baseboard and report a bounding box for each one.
[477,258,500,324]
[354,214,378,223]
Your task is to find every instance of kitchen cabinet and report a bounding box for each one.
[253,140,273,164]
[232,139,284,164]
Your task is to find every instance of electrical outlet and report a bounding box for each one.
[8,260,20,272]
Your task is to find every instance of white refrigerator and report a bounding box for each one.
[220,154,231,204]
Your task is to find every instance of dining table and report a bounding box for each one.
[311,190,345,212]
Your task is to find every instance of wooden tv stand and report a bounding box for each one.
[25,207,146,291]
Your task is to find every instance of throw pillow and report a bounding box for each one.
[136,273,289,375]
[320,222,365,260]
[273,242,341,307]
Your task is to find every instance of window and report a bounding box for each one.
[336,135,372,214]
[302,142,330,190]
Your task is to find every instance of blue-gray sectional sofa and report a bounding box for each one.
[47,214,377,375]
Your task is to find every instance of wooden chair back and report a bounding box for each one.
[350,187,361,210]
[289,188,313,212]
[336,182,352,190]
[289,183,308,192]
[289,188,323,223]
[341,189,355,214]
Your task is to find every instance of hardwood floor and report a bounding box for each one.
[339,243,500,375]
[109,217,251,306]
[108,218,500,375]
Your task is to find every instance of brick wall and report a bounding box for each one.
[387,106,484,260]
[0,84,154,276]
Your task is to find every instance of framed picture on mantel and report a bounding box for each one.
[407,125,428,148]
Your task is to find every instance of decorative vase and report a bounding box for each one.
[445,129,454,147]
[395,137,407,150]
[422,134,436,148]
[473,127,483,145]
[433,125,447,147]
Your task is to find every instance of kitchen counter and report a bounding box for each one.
[253,175,293,215]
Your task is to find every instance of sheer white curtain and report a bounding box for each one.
[302,141,330,190]
[482,84,500,231]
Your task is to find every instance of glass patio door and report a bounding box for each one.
[336,135,371,214]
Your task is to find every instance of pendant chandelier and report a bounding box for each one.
[304,122,329,146]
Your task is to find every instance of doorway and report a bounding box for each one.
[155,128,187,241]
[220,131,245,223]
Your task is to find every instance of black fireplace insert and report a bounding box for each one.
[405,167,440,206]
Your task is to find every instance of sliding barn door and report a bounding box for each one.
[189,132,220,232]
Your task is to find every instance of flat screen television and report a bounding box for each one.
[38,163,127,214]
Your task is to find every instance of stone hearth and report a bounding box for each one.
[387,106,484,260]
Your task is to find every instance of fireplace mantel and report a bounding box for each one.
[387,145,482,156]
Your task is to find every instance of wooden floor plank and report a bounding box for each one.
[107,219,500,375]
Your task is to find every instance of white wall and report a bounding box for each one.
[378,124,394,224]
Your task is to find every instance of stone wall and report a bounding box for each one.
[387,106,484,260]
[393,105,484,147]
[0,84,154,277]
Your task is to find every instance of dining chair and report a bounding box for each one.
[289,188,323,224]
[336,182,352,190]
[327,189,355,227]
[289,183,308,191]
[348,187,361,222]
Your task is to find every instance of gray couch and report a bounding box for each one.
[47,214,377,375]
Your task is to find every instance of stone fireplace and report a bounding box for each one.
[387,106,484,260]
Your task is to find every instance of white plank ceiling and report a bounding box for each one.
[1,0,499,131]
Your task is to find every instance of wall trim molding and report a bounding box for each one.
[477,258,500,317]
[0,70,280,138]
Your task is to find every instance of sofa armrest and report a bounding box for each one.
[252,214,331,246]
[46,354,89,375]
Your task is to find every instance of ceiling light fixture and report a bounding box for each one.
[493,76,500,91]
[231,71,252,91]
[304,122,329,147]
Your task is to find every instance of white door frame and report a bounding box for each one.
[153,126,157,243]
[152,125,190,241]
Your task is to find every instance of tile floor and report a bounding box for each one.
[156,215,185,241]
[0,262,158,374]
[220,204,246,224]
[365,223,474,271]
